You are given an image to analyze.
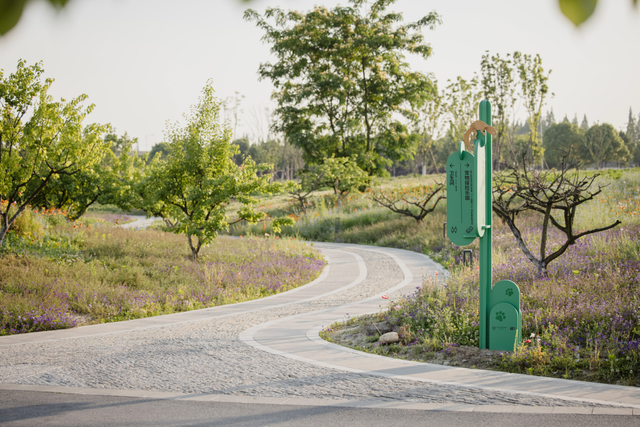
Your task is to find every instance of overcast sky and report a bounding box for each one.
[1,0,638,150]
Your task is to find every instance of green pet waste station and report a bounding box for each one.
[446,100,522,351]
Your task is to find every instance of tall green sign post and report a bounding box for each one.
[446,100,521,351]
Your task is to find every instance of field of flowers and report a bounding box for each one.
[0,207,325,336]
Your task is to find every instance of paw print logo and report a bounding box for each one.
[495,311,506,322]
[505,288,514,297]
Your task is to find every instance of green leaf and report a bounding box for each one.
[0,0,27,35]
[559,0,598,26]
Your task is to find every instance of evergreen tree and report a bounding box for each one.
[562,114,569,123]
[627,107,638,144]
[572,114,579,126]
[541,108,556,134]
[580,114,589,131]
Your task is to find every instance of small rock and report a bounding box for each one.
[378,332,399,344]
[364,321,394,335]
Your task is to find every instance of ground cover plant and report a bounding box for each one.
[0,207,325,335]
[319,169,640,386]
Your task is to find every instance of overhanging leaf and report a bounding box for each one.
[559,0,598,26]
[0,0,27,35]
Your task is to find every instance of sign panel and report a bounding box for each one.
[489,302,520,351]
[446,150,477,247]
[474,139,486,238]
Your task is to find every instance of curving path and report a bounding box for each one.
[0,239,639,417]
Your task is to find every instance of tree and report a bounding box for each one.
[580,123,628,168]
[317,156,369,199]
[0,60,108,246]
[371,182,444,222]
[285,169,326,214]
[571,114,579,126]
[626,107,640,164]
[542,122,584,169]
[148,141,170,163]
[30,132,144,219]
[541,108,556,134]
[415,81,445,174]
[222,91,244,139]
[140,82,289,259]
[443,76,482,147]
[481,52,516,170]
[245,0,440,176]
[513,52,551,166]
[493,153,621,276]
[580,114,589,131]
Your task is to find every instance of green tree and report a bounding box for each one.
[513,52,551,166]
[571,114,579,126]
[444,75,482,146]
[30,132,143,219]
[138,82,288,259]
[541,108,556,134]
[245,0,440,176]
[626,107,640,164]
[580,123,629,168]
[481,52,516,170]
[415,81,445,174]
[0,60,108,245]
[148,141,170,163]
[542,122,584,168]
[580,114,589,131]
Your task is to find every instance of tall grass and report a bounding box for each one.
[0,209,325,335]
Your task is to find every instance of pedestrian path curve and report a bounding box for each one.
[0,240,638,416]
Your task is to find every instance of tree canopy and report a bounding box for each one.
[0,60,109,245]
[245,0,440,176]
[134,82,288,259]
[542,122,584,168]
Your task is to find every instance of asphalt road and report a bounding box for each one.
[0,390,638,427]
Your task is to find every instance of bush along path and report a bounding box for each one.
[0,243,637,412]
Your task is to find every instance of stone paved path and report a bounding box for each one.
[1,240,639,415]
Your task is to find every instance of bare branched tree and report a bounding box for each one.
[371,183,445,223]
[493,152,621,276]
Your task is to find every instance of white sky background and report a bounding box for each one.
[0,0,638,151]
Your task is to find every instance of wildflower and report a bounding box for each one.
[382,295,389,299]
[525,339,531,344]
[265,233,270,237]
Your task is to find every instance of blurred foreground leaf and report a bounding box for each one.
[558,0,598,26]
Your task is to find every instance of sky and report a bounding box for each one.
[0,0,638,151]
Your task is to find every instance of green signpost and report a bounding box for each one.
[446,100,522,351]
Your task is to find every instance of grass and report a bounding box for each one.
[317,169,640,386]
[0,207,325,335]
[230,173,447,252]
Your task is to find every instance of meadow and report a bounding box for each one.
[0,207,324,335]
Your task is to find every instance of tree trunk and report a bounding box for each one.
[187,235,202,260]
[0,223,8,247]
